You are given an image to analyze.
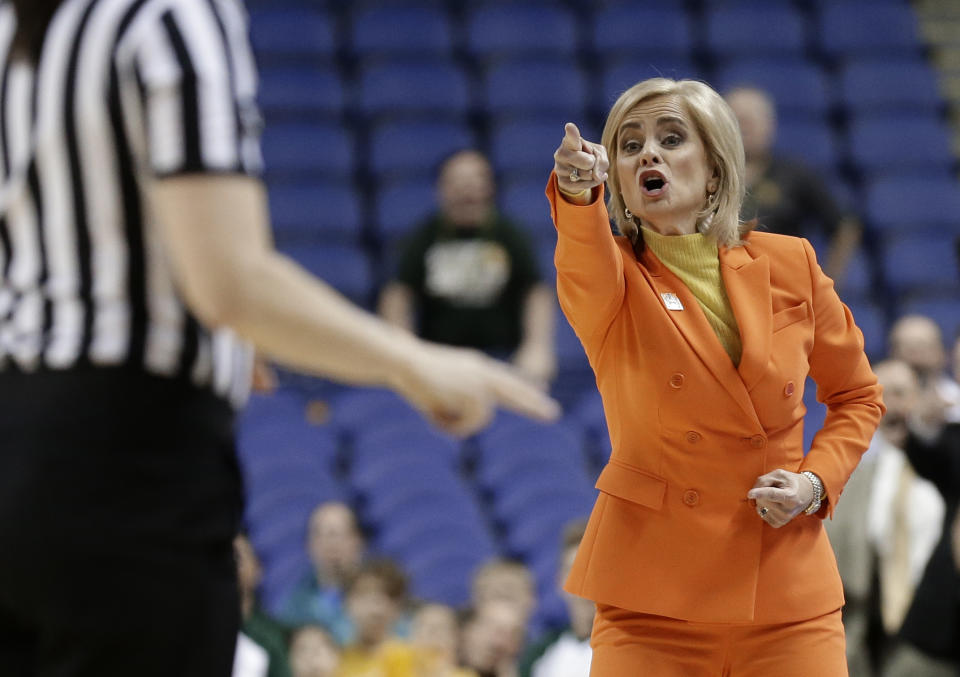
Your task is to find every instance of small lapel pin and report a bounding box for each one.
[661,292,684,311]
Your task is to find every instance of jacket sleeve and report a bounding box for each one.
[798,238,885,518]
[547,172,625,345]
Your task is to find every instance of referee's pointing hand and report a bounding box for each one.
[395,342,561,438]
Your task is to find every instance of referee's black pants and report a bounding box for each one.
[0,367,244,676]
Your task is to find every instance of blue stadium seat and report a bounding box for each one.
[532,588,570,634]
[239,388,308,435]
[498,175,557,243]
[466,4,578,59]
[881,234,958,296]
[864,174,960,234]
[773,118,840,172]
[329,387,423,437]
[245,482,343,533]
[592,5,693,58]
[555,313,591,377]
[479,452,588,498]
[277,242,374,306]
[835,248,874,305]
[484,59,588,120]
[818,3,922,57]
[802,376,827,455]
[500,492,595,558]
[268,180,363,243]
[405,548,491,607]
[368,120,475,179]
[490,119,562,181]
[262,123,353,178]
[705,5,807,57]
[848,115,954,178]
[601,57,700,109]
[839,59,943,114]
[845,301,888,361]
[249,8,337,62]
[352,422,461,477]
[248,508,312,563]
[374,177,437,251]
[351,454,460,497]
[357,61,472,119]
[378,519,495,565]
[239,419,340,480]
[534,239,556,285]
[364,483,480,530]
[572,390,607,441]
[476,420,586,469]
[349,5,453,57]
[259,550,311,615]
[258,66,344,119]
[715,59,832,118]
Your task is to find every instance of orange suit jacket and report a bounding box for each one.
[547,174,884,624]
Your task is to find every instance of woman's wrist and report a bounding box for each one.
[801,471,824,515]
[556,184,596,205]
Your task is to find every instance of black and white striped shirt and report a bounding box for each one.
[0,0,263,407]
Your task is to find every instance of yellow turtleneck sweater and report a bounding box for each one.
[642,227,743,366]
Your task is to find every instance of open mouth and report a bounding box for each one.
[640,170,668,196]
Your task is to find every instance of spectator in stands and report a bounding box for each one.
[235,534,294,677]
[336,558,417,677]
[724,86,862,286]
[470,559,537,629]
[410,603,477,677]
[379,150,556,388]
[550,77,882,674]
[279,502,365,643]
[519,520,594,677]
[289,626,341,677]
[889,315,960,422]
[460,601,527,677]
[824,361,945,676]
[886,372,960,675]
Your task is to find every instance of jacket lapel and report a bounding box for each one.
[638,246,760,427]
[720,245,772,394]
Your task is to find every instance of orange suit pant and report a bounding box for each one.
[590,604,848,677]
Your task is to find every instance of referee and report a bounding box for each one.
[0,1,558,675]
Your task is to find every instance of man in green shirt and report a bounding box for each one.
[379,151,556,388]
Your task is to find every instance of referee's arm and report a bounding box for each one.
[138,2,557,435]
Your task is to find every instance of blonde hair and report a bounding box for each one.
[602,78,750,247]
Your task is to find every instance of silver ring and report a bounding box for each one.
[569,168,580,182]
[759,507,769,517]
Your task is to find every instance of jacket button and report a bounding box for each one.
[683,489,700,506]
[784,381,795,397]
[669,373,685,388]
[750,434,766,449]
[685,430,701,443]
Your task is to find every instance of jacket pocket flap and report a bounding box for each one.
[595,460,667,510]
[772,301,809,332]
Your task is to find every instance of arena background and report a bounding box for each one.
[235,0,960,635]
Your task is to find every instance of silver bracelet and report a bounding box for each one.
[801,471,823,515]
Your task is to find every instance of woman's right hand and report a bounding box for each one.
[553,122,608,202]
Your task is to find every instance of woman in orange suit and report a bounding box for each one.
[548,78,884,676]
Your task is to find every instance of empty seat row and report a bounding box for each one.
[248,2,921,62]
[256,56,942,122]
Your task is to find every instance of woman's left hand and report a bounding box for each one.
[747,469,814,528]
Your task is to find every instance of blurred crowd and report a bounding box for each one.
[239,309,960,677]
[238,72,960,674]
[233,509,592,677]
